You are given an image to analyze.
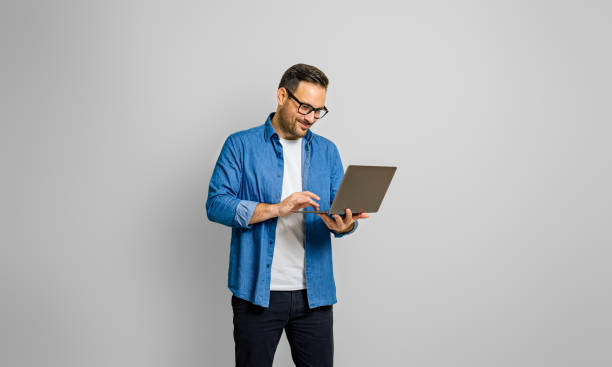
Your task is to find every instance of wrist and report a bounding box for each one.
[273,203,282,217]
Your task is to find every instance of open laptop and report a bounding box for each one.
[293,165,397,215]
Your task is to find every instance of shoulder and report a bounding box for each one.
[310,132,340,155]
[224,123,265,148]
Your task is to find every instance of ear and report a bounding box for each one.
[277,87,287,106]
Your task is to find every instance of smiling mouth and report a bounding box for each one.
[299,121,311,129]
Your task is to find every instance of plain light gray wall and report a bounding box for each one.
[2,0,611,366]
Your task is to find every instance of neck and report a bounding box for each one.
[271,111,294,140]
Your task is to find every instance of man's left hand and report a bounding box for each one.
[317,208,369,233]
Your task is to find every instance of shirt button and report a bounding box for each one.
[266,264,270,268]
[269,240,273,244]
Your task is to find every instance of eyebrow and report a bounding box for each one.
[288,90,325,109]
[295,96,325,110]
[303,101,326,110]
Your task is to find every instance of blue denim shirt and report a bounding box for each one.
[206,112,358,308]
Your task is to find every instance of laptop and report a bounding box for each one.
[293,165,397,215]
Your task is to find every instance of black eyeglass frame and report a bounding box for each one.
[284,88,329,119]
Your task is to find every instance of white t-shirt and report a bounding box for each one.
[270,137,306,290]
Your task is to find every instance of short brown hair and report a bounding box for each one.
[278,63,329,93]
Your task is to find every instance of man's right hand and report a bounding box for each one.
[277,191,320,217]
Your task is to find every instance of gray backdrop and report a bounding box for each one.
[2,1,611,366]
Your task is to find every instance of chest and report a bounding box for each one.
[240,142,332,207]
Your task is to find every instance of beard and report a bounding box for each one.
[278,111,309,139]
[288,120,307,138]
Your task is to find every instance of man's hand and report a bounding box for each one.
[277,191,321,217]
[317,208,369,233]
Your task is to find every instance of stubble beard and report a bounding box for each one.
[289,121,305,138]
[280,112,305,139]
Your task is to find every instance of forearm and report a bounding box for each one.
[248,203,280,225]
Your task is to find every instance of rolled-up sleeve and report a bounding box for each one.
[329,143,358,238]
[206,136,257,229]
[233,200,258,228]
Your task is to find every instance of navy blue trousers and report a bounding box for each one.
[231,289,334,367]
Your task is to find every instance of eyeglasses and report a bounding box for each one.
[285,88,329,119]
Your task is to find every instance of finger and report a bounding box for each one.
[300,195,319,207]
[302,191,320,201]
[317,213,330,223]
[309,200,320,209]
[317,214,335,228]
[297,201,319,211]
[296,197,319,208]
[332,214,344,227]
[343,208,353,224]
[305,198,320,209]
[353,213,369,220]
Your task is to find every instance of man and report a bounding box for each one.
[206,63,369,367]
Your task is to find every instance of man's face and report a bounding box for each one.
[276,81,326,139]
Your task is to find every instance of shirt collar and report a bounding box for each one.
[264,112,314,144]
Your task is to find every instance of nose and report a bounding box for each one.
[304,111,316,124]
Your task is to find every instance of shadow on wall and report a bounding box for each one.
[144,165,236,364]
